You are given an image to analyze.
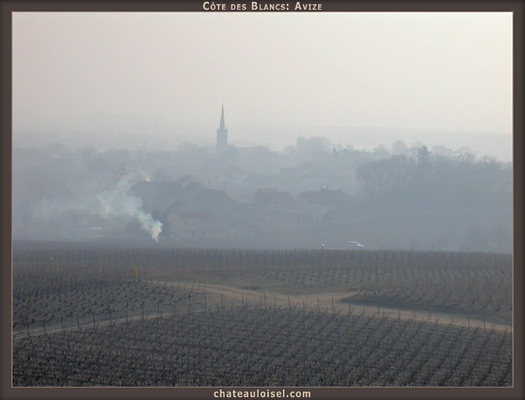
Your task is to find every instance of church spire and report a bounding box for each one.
[216,104,228,147]
[220,104,226,130]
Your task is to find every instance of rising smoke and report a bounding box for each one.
[95,171,163,241]
[31,169,163,241]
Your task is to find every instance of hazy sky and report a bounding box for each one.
[13,12,512,158]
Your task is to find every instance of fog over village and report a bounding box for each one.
[13,105,512,252]
[12,12,512,252]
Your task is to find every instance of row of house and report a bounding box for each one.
[129,176,352,240]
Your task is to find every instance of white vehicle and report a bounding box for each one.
[346,241,364,248]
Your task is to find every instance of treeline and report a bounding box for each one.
[351,145,512,252]
[356,145,511,203]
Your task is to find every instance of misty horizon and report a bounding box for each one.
[12,11,513,250]
[13,12,512,160]
[13,115,513,162]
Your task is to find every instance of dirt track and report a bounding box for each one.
[13,279,511,341]
[153,280,511,333]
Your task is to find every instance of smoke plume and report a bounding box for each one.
[95,170,163,241]
[31,169,163,241]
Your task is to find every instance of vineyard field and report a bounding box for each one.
[13,307,511,387]
[12,243,513,386]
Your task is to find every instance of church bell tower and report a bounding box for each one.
[216,105,228,147]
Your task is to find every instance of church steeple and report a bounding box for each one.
[220,104,226,130]
[216,104,228,147]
